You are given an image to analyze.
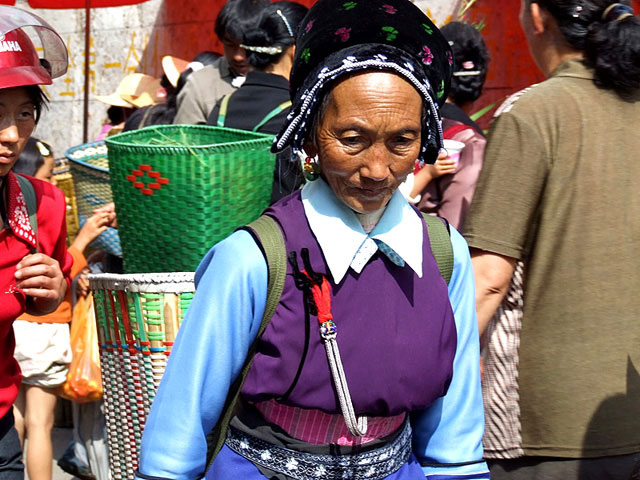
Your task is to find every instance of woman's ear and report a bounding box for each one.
[530,2,547,36]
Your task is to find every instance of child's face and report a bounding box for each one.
[35,155,56,185]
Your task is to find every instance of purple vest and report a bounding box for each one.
[241,192,457,416]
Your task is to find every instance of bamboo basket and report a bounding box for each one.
[89,272,195,480]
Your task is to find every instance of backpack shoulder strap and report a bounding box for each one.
[247,215,287,325]
[205,215,286,469]
[216,93,232,128]
[252,100,293,132]
[421,212,453,285]
[15,174,38,252]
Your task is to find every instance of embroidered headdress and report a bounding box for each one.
[272,0,453,165]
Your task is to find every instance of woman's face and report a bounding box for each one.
[0,87,37,178]
[308,72,422,214]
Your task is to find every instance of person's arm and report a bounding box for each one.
[409,153,456,199]
[412,228,489,480]
[471,248,516,337]
[136,230,267,479]
[17,181,72,315]
[72,210,111,254]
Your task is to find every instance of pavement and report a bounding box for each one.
[51,427,76,480]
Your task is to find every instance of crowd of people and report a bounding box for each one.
[0,0,639,479]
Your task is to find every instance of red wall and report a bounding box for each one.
[465,2,545,129]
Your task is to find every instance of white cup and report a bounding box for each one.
[441,139,465,168]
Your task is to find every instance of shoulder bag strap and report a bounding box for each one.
[204,215,286,470]
[421,212,453,285]
[15,174,38,253]
[252,100,292,132]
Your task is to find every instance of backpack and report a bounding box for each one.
[15,173,38,253]
[204,212,453,470]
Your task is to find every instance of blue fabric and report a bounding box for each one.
[374,239,406,267]
[137,186,487,480]
[137,230,268,479]
[412,228,489,479]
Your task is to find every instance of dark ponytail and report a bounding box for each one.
[532,0,640,95]
[440,22,490,105]
[242,1,308,70]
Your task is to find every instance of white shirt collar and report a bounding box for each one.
[301,178,423,284]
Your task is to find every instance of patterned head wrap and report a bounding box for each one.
[272,0,453,165]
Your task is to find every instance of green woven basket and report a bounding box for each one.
[105,125,276,273]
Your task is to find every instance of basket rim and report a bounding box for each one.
[67,156,109,173]
[88,272,195,293]
[65,140,109,173]
[104,124,275,152]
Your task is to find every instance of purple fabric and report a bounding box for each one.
[241,192,457,416]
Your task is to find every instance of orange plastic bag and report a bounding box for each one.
[58,293,103,402]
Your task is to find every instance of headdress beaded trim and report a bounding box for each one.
[453,70,481,77]
[240,44,283,55]
[277,9,295,37]
[602,3,634,22]
[274,55,442,165]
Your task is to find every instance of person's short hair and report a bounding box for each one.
[214,0,271,41]
[441,22,489,105]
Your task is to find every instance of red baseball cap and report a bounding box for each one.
[0,5,68,89]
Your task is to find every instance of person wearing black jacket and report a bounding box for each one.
[207,1,308,203]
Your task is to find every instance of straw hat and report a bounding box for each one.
[161,55,189,88]
[122,77,166,108]
[95,73,159,108]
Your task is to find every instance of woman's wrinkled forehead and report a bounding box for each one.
[309,70,425,132]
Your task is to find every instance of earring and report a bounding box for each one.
[302,155,320,181]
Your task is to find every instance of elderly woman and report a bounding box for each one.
[0,7,71,478]
[137,1,487,479]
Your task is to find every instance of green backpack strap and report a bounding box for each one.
[204,215,286,470]
[15,173,38,253]
[216,93,232,128]
[252,100,292,133]
[421,212,453,285]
